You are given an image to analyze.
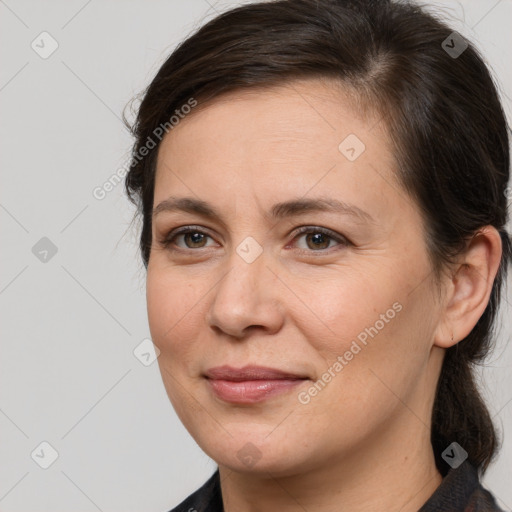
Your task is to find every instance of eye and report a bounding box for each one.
[159,225,349,253]
[289,226,349,252]
[160,226,217,250]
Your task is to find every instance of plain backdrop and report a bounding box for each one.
[0,1,511,511]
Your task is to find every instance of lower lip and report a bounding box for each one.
[206,378,307,404]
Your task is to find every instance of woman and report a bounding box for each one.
[124,0,511,510]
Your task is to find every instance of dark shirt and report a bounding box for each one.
[168,460,504,512]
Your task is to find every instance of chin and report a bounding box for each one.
[202,430,318,477]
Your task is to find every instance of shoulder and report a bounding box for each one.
[166,469,223,512]
[419,460,505,512]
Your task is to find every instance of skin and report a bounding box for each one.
[146,78,502,512]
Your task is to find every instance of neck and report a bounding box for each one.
[218,418,443,512]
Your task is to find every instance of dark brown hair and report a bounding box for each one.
[124,0,511,476]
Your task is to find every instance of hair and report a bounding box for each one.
[124,0,511,477]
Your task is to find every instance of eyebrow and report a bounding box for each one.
[152,196,375,225]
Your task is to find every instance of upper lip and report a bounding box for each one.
[204,365,308,381]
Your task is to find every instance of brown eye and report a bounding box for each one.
[182,232,208,248]
[304,232,331,250]
[292,227,349,252]
[161,227,216,250]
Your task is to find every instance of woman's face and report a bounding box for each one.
[147,79,446,476]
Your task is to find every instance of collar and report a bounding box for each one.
[170,459,503,512]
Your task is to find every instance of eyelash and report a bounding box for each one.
[159,225,350,254]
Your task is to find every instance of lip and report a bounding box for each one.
[204,365,309,404]
[204,365,308,381]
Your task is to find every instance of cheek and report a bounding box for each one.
[287,269,403,353]
[146,266,205,356]
[298,284,432,416]
[146,267,209,417]
[292,304,418,451]
[289,269,428,404]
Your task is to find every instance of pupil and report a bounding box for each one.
[308,233,328,249]
[188,232,204,246]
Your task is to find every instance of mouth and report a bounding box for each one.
[203,365,309,404]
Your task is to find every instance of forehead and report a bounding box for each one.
[156,79,389,171]
[153,78,400,219]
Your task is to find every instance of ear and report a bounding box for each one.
[433,226,502,349]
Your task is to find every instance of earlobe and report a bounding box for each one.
[433,226,502,349]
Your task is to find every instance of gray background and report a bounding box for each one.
[0,1,511,511]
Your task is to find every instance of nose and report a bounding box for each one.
[205,247,285,339]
